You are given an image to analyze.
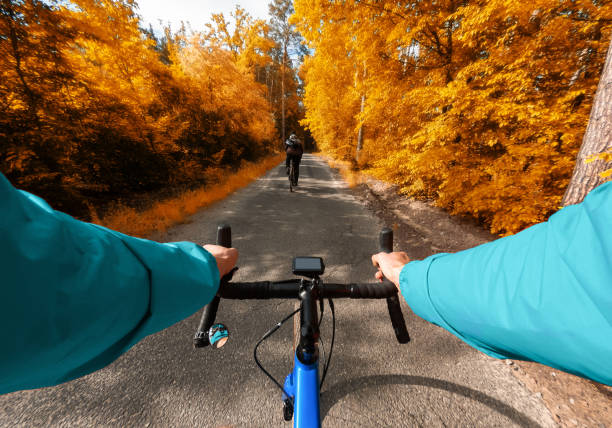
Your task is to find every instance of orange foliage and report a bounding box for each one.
[293,0,612,235]
[0,0,277,218]
[317,155,364,188]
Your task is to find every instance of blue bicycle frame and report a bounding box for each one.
[280,276,324,427]
[283,353,321,427]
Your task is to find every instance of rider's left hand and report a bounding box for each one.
[203,244,238,278]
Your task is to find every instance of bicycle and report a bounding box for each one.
[193,225,410,427]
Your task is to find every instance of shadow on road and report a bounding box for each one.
[321,374,541,427]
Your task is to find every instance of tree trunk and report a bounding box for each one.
[355,63,367,163]
[281,68,285,142]
[562,34,612,206]
[356,94,365,162]
[281,36,288,144]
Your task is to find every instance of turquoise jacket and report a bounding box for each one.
[0,174,220,395]
[400,181,612,386]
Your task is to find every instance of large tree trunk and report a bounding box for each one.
[355,63,367,163]
[562,34,612,206]
[356,94,365,162]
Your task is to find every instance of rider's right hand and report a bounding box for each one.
[203,245,239,278]
[371,251,411,290]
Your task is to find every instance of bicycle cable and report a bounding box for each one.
[317,297,326,373]
[318,298,324,328]
[253,307,299,407]
[319,298,335,390]
[253,296,336,402]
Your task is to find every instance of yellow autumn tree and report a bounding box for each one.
[169,30,275,160]
[205,6,274,73]
[293,0,612,234]
[1,0,276,218]
[298,17,359,159]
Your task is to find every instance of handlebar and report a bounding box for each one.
[217,279,399,300]
[193,225,231,348]
[380,228,411,343]
[194,225,410,347]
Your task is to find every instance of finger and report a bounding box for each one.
[371,253,380,267]
[375,271,383,281]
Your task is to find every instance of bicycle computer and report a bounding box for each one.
[292,257,325,278]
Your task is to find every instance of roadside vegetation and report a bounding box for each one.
[319,155,365,188]
[92,154,283,237]
[293,0,612,235]
[3,0,610,235]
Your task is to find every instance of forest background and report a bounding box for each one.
[2,0,612,235]
[1,0,308,220]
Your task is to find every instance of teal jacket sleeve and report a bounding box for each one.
[0,174,220,395]
[399,181,612,386]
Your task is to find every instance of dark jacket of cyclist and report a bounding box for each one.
[1,173,611,394]
[284,134,303,183]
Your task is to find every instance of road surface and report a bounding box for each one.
[0,155,555,427]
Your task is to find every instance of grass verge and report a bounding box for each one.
[91,154,283,237]
[315,153,365,188]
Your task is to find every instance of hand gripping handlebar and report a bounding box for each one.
[194,225,410,346]
[379,228,410,343]
[193,225,231,348]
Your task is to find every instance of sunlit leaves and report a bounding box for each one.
[1,0,276,217]
[294,0,611,235]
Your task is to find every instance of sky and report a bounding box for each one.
[135,0,271,33]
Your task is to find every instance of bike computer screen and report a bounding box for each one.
[292,257,325,277]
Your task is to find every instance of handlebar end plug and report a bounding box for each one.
[194,324,230,349]
[193,330,209,348]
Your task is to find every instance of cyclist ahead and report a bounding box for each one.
[284,133,303,185]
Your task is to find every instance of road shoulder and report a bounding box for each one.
[343,173,612,428]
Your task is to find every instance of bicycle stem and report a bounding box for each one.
[297,278,320,365]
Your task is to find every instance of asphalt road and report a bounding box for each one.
[0,155,555,427]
